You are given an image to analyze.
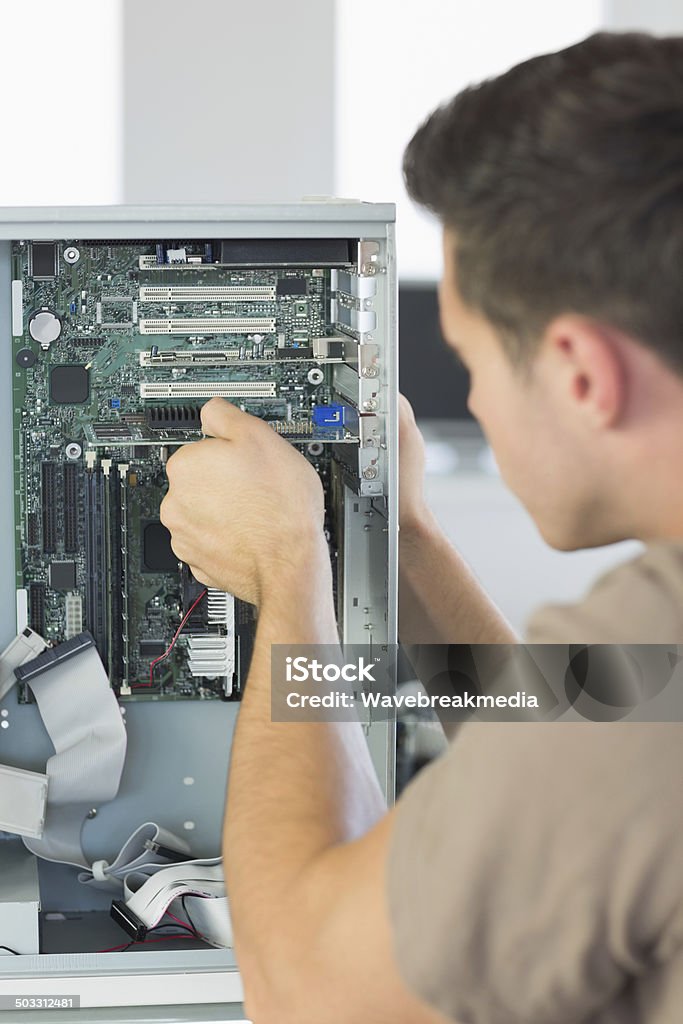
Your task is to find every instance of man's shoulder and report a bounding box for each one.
[526,541,683,643]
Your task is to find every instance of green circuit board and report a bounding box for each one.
[12,239,351,701]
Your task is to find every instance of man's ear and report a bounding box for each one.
[539,314,627,429]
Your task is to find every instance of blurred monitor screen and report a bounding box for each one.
[399,283,472,421]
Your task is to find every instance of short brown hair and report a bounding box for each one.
[403,32,683,371]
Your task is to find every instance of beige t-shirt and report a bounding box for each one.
[389,543,683,1024]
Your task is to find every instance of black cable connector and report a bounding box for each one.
[110,900,148,942]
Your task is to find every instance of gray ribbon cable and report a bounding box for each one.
[79,822,193,891]
[5,633,222,929]
[21,642,127,868]
[122,858,232,947]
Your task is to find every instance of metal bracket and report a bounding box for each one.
[357,240,381,276]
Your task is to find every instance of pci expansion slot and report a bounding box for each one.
[139,318,276,335]
[139,382,277,399]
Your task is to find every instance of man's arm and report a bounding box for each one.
[398,395,515,646]
[225,544,450,1024]
[161,398,451,1024]
[400,513,515,644]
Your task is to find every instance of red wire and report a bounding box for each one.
[165,909,191,930]
[132,588,208,689]
[98,907,199,952]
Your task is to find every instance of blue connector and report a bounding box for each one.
[312,403,346,429]
[110,398,121,409]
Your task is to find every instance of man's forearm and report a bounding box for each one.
[223,536,386,986]
[399,510,516,645]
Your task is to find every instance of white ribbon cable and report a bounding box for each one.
[0,628,48,703]
[124,858,224,918]
[22,643,127,868]
[121,858,231,947]
[181,892,233,948]
[6,634,227,946]
[78,822,193,891]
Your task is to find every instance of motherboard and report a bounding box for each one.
[12,238,361,701]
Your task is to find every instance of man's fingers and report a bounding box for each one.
[200,396,245,439]
[398,392,421,446]
[398,392,417,428]
[188,565,212,587]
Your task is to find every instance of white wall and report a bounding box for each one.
[0,1,122,205]
[122,0,336,203]
[0,1,664,629]
[334,0,602,280]
[602,0,683,32]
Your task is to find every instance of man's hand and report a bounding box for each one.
[398,393,430,532]
[397,393,515,648]
[160,397,326,605]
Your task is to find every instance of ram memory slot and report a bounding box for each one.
[107,468,124,686]
[41,462,57,553]
[84,469,108,665]
[63,463,80,553]
[119,470,131,689]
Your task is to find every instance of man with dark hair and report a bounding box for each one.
[160,32,683,1024]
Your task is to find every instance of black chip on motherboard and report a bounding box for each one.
[50,365,90,404]
[31,242,57,278]
[139,639,167,657]
[143,521,179,572]
[49,560,76,591]
[279,346,313,360]
[276,276,307,297]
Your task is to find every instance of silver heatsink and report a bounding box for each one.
[186,590,235,682]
